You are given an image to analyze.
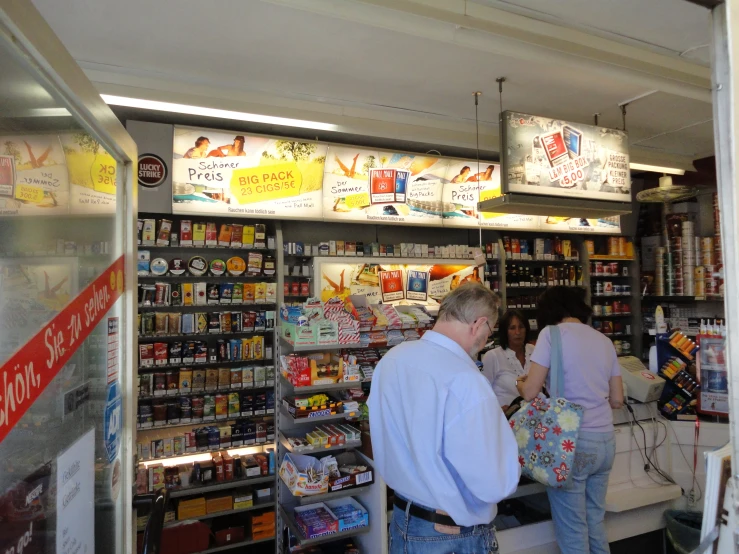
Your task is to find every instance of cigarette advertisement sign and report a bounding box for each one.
[322,146,446,226]
[501,111,631,202]
[61,132,118,214]
[172,126,326,220]
[442,160,539,229]
[318,261,481,308]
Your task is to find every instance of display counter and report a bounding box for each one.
[496,414,729,554]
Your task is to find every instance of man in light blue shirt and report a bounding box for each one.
[368,283,520,553]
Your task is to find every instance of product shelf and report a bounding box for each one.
[589,256,635,261]
[198,536,275,553]
[138,275,276,281]
[590,274,631,279]
[137,414,273,434]
[504,258,581,264]
[139,303,276,311]
[279,336,361,352]
[591,294,632,298]
[642,295,724,303]
[279,432,362,455]
[294,485,372,506]
[139,385,273,402]
[280,376,363,394]
[165,500,276,527]
[141,245,276,253]
[279,505,370,547]
[139,360,271,372]
[591,314,632,319]
[138,331,271,342]
[169,475,275,498]
[279,407,353,425]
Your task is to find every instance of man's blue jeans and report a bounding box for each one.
[389,497,499,554]
[547,430,616,554]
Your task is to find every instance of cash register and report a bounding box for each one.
[618,356,665,403]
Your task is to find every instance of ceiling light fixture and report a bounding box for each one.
[629,163,686,176]
[100,95,338,131]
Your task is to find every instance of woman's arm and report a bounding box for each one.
[518,361,548,401]
[609,375,624,409]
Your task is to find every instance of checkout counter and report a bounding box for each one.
[493,356,729,552]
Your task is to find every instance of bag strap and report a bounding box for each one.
[549,325,565,397]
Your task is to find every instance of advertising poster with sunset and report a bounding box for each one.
[317,261,482,308]
[172,126,326,220]
[441,159,539,229]
[322,146,447,226]
[0,134,69,216]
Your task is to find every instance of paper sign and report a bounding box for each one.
[230,162,302,204]
[56,429,95,554]
[0,256,124,445]
[379,270,404,302]
[15,183,45,203]
[90,154,117,195]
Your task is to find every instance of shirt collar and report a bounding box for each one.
[421,330,477,368]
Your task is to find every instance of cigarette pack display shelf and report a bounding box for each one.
[504,257,581,264]
[279,432,362,455]
[138,414,273,433]
[139,275,275,281]
[591,314,632,318]
[197,536,276,553]
[164,500,276,527]
[139,385,273,402]
[143,245,276,253]
[138,303,276,312]
[139,331,271,342]
[279,505,371,548]
[590,274,631,279]
[139,360,272,372]
[591,294,632,298]
[589,256,635,262]
[170,475,275,498]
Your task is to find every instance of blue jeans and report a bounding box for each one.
[547,430,616,554]
[389,499,499,554]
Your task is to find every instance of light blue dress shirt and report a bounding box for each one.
[367,330,521,527]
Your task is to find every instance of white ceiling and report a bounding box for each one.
[30,0,715,163]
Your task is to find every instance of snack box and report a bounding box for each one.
[206,493,233,514]
[177,496,207,520]
[233,492,254,509]
[282,395,343,420]
[308,353,345,385]
[294,497,368,538]
[328,451,374,492]
[278,453,329,496]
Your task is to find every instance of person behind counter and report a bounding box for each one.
[517,286,623,554]
[482,309,534,410]
[368,283,520,554]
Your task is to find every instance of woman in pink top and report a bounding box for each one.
[518,286,623,554]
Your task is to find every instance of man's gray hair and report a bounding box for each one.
[437,283,501,326]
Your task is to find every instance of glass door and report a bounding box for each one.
[0,2,137,553]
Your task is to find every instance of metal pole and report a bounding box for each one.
[709,3,739,549]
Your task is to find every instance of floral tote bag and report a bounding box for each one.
[509,325,583,487]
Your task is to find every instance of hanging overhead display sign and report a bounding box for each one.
[172,126,326,220]
[501,111,631,203]
[322,146,446,226]
[442,159,539,229]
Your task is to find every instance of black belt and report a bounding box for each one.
[394,497,458,527]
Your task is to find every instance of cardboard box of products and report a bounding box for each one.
[177,496,206,520]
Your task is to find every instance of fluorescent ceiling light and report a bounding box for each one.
[629,163,686,175]
[27,107,71,117]
[100,94,338,132]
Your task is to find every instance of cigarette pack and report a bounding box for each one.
[231,224,243,248]
[179,220,193,246]
[142,219,156,245]
[218,224,233,247]
[243,225,255,249]
[205,222,218,247]
[254,224,266,248]
[156,220,172,246]
[192,223,206,247]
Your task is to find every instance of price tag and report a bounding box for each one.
[345,192,370,209]
[14,183,45,203]
[230,162,302,205]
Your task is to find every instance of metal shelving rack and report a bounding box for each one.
[136,213,280,552]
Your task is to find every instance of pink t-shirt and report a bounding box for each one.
[531,323,622,432]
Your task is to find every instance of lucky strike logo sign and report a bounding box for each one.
[138,153,168,188]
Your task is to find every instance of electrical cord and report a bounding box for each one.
[660,414,703,503]
[625,404,679,487]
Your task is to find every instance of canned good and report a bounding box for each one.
[595,282,603,295]
[594,261,604,276]
[601,321,614,335]
[622,341,632,355]
[592,320,602,332]
[613,340,623,354]
[592,303,603,316]
[623,284,631,295]
[613,284,623,294]
[625,324,632,335]
[612,300,621,314]
[603,281,613,295]
[608,237,619,256]
[603,302,613,316]
[610,262,619,275]
[585,240,595,255]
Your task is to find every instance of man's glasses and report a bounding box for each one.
[486,320,495,338]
